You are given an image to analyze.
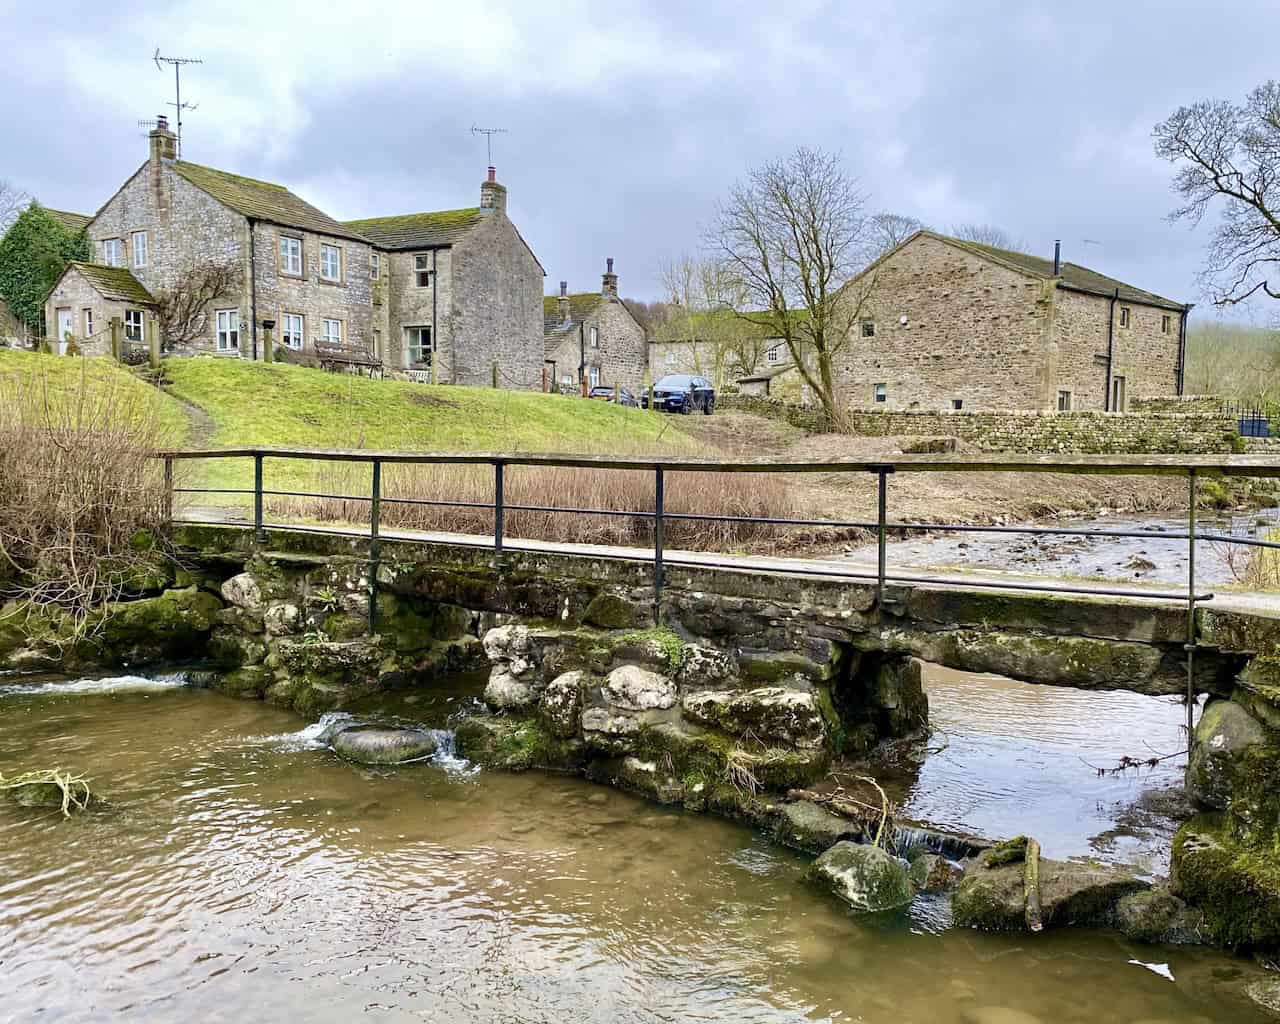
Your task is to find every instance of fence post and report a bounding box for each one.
[163,456,173,524]
[148,315,161,369]
[876,467,890,606]
[263,323,274,365]
[369,458,381,634]
[648,383,655,412]
[492,361,499,388]
[254,453,264,543]
[109,317,121,361]
[493,459,505,556]
[653,466,665,625]
[1186,468,1198,753]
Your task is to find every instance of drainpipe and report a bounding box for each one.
[1176,303,1193,396]
[248,218,259,361]
[1103,287,1118,411]
[579,320,585,393]
[431,249,439,383]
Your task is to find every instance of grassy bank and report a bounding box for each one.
[1185,322,1280,404]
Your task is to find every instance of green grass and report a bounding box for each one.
[0,349,190,442]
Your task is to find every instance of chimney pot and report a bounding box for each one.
[559,281,567,297]
[149,114,177,163]
[487,166,496,183]
[480,168,507,214]
[601,258,618,298]
[1053,239,1062,276]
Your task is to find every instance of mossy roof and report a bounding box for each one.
[172,161,369,242]
[46,209,91,233]
[66,262,156,305]
[917,231,1184,311]
[342,208,484,250]
[543,292,605,336]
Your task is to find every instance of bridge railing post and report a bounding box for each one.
[163,455,173,525]
[493,459,505,557]
[1186,468,1198,752]
[253,453,264,543]
[653,466,665,626]
[876,467,891,606]
[369,458,382,634]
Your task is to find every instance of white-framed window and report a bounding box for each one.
[102,238,123,267]
[215,309,239,351]
[589,326,599,348]
[124,309,144,342]
[405,326,432,365]
[1057,389,1073,411]
[82,308,93,336]
[766,346,781,364]
[1119,306,1131,328]
[281,313,304,350]
[131,231,148,268]
[320,244,341,282]
[279,235,302,276]
[873,383,887,404]
[861,320,876,338]
[414,254,432,288]
[589,367,600,388]
[321,318,343,345]
[560,373,574,390]
[371,252,380,280]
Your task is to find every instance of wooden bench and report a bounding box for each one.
[314,342,383,378]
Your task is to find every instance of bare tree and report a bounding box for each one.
[155,261,242,349]
[707,147,874,426]
[0,181,28,235]
[950,222,1024,251]
[868,212,927,258]
[1154,81,1280,307]
[658,254,760,385]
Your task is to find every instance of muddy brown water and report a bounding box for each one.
[0,669,1271,1022]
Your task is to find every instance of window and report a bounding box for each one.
[279,235,302,276]
[321,318,343,345]
[131,231,148,268]
[1161,314,1171,334]
[766,346,780,364]
[124,309,144,342]
[951,399,963,410]
[1057,390,1073,411]
[1119,306,1131,328]
[82,309,93,336]
[320,244,341,282]
[215,309,239,351]
[589,326,599,349]
[405,326,432,365]
[1111,375,1126,411]
[861,320,876,338]
[589,367,601,388]
[414,254,432,288]
[102,238,123,267]
[873,383,887,404]
[664,351,676,365]
[281,313,304,350]
[371,253,380,280]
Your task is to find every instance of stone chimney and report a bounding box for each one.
[558,281,571,323]
[150,114,177,164]
[480,166,507,214]
[601,257,618,298]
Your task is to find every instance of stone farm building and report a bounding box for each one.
[543,259,647,393]
[41,116,546,388]
[838,231,1191,412]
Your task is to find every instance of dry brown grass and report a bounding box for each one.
[264,459,802,551]
[0,358,177,633]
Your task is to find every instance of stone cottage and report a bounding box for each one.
[345,168,546,388]
[543,259,647,393]
[837,231,1191,412]
[44,262,157,355]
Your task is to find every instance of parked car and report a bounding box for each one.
[645,374,715,415]
[588,385,640,408]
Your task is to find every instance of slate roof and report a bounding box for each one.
[920,231,1184,311]
[543,293,605,336]
[342,208,485,250]
[46,209,92,233]
[171,161,369,242]
[66,262,156,305]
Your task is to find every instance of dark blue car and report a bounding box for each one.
[646,374,715,415]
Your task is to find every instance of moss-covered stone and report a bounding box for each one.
[808,841,913,913]
[583,592,647,630]
[614,628,685,672]
[775,800,862,853]
[740,649,833,683]
[75,587,223,668]
[1171,813,1280,950]
[454,714,586,772]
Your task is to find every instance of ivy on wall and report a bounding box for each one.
[0,203,90,337]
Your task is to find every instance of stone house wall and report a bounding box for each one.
[42,267,143,356]
[547,297,647,393]
[378,247,455,374]
[449,212,543,389]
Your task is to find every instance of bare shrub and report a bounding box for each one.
[0,359,177,635]
[265,459,801,552]
[1213,529,1280,591]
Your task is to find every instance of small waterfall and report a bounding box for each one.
[886,823,987,863]
[0,672,194,697]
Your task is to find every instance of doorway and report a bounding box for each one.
[1110,374,1126,412]
[55,308,72,354]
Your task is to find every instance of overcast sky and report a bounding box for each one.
[2,1,1273,321]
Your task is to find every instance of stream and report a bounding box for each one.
[0,669,1271,1022]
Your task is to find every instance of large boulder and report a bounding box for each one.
[332,726,438,765]
[540,671,585,737]
[1187,698,1268,810]
[1113,887,1208,945]
[604,664,676,711]
[483,624,535,675]
[807,841,913,913]
[682,687,827,749]
[775,800,862,854]
[580,706,644,753]
[483,669,538,712]
[1171,813,1280,949]
[910,853,964,894]
[220,572,263,610]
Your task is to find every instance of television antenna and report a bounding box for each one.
[154,49,203,158]
[470,125,508,165]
